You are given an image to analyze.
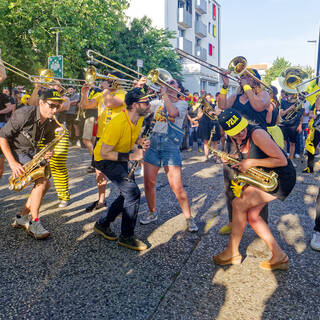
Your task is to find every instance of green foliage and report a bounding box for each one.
[0,0,129,88]
[107,17,182,80]
[0,2,181,90]
[264,57,315,85]
[264,57,291,85]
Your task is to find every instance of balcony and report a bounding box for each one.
[195,20,207,38]
[177,37,193,55]
[195,0,207,14]
[177,8,192,28]
[195,46,207,61]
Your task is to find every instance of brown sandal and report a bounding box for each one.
[213,253,242,266]
[260,256,289,271]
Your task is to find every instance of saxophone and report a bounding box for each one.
[211,148,278,192]
[8,116,66,191]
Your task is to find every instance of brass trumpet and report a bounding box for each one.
[198,96,218,120]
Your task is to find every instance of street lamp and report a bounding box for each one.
[50,27,63,56]
[307,39,317,76]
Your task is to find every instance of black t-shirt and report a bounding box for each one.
[84,87,102,118]
[0,93,10,122]
[280,99,301,127]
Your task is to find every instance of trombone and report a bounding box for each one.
[297,75,320,98]
[1,59,85,89]
[176,48,272,92]
[86,49,188,98]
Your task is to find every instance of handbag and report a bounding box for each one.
[164,107,185,145]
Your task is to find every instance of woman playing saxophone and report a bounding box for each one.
[213,109,296,271]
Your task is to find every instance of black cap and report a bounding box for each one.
[218,109,248,136]
[39,89,65,102]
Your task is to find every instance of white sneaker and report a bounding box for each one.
[76,140,81,147]
[295,154,301,159]
[28,219,50,239]
[291,160,297,168]
[135,168,142,176]
[12,214,29,229]
[310,231,320,251]
[140,212,158,225]
[186,217,198,232]
[58,200,69,208]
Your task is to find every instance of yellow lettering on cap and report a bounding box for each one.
[53,91,60,97]
[226,115,239,127]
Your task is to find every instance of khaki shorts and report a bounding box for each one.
[82,116,95,140]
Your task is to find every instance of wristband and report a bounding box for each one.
[243,85,252,92]
[220,88,228,95]
[118,152,129,161]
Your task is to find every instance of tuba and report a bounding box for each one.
[8,116,66,191]
[211,148,278,193]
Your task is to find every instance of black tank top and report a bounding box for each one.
[233,94,267,128]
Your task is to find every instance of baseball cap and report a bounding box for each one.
[39,89,65,101]
[218,109,248,136]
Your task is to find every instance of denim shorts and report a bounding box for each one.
[144,133,182,167]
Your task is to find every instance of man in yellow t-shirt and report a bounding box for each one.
[93,88,152,251]
[80,71,127,213]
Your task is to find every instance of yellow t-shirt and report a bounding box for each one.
[95,89,126,138]
[94,109,144,162]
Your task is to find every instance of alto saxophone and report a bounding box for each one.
[211,148,278,192]
[8,116,66,191]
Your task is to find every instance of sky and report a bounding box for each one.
[219,0,320,70]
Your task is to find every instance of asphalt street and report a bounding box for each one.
[0,146,319,320]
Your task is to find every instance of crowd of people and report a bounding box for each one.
[1,56,320,270]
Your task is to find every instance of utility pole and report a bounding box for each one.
[49,27,63,56]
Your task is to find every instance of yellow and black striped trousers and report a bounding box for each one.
[39,131,70,201]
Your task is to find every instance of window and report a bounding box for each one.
[186,0,192,13]
[213,25,217,37]
[213,4,216,20]
[178,0,185,9]
[178,28,185,37]
[208,22,211,33]
[209,43,213,56]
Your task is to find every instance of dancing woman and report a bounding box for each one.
[213,109,296,270]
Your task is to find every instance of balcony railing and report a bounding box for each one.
[195,0,207,14]
[177,8,192,28]
[177,37,193,55]
[195,20,207,38]
[195,46,207,61]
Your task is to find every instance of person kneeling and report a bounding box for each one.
[213,109,296,270]
[93,88,152,251]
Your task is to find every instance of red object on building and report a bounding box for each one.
[209,43,213,56]
[213,4,216,20]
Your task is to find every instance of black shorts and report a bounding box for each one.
[199,119,220,141]
[280,125,298,143]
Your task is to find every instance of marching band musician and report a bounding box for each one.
[93,88,152,251]
[80,71,127,213]
[0,89,64,239]
[303,94,320,173]
[217,69,271,235]
[278,90,303,168]
[213,109,296,270]
[139,79,198,232]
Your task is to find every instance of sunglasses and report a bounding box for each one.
[137,101,150,106]
[47,102,62,110]
[168,80,177,86]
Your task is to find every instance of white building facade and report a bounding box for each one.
[126,0,222,95]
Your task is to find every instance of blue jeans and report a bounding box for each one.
[188,126,202,149]
[95,160,140,237]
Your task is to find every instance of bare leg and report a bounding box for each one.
[164,165,192,219]
[96,169,107,203]
[144,162,160,214]
[289,141,295,160]
[203,140,209,160]
[0,157,4,179]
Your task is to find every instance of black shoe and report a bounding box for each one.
[85,200,106,212]
[93,222,117,241]
[86,166,96,173]
[118,235,148,251]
